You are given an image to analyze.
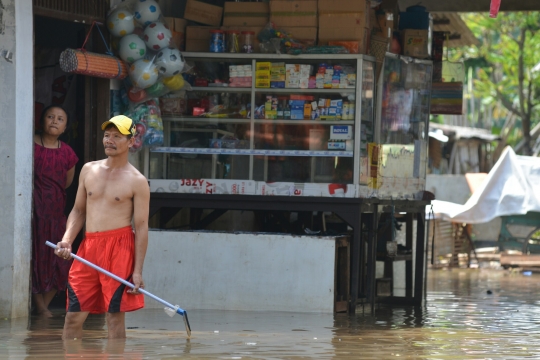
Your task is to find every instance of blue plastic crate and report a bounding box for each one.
[399,6,431,30]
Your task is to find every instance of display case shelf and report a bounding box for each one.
[182,52,376,61]
[253,119,355,125]
[150,147,353,157]
[190,86,251,93]
[162,116,251,124]
[254,88,355,94]
[162,117,354,126]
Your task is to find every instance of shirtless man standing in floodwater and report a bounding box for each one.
[55,115,150,340]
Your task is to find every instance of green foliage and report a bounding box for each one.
[430,115,444,124]
[457,12,540,142]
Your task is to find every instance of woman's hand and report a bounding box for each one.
[55,241,72,260]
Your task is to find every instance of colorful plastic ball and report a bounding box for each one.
[134,0,162,27]
[107,9,135,37]
[155,47,185,77]
[132,135,143,150]
[162,74,185,91]
[129,59,159,89]
[136,123,146,136]
[127,88,148,103]
[146,81,166,97]
[119,34,146,63]
[143,22,172,51]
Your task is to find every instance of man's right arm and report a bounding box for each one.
[55,164,89,258]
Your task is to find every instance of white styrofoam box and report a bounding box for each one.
[293,183,357,198]
[211,179,257,195]
[256,182,295,196]
[145,231,337,312]
[151,179,361,197]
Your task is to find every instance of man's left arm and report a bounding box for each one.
[129,176,150,294]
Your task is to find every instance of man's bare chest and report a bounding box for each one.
[86,173,133,203]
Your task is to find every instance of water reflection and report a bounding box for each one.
[2,269,540,358]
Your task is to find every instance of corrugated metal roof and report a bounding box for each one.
[432,13,479,48]
[430,122,501,141]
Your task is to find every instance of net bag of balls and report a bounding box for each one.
[59,21,128,80]
[106,0,190,102]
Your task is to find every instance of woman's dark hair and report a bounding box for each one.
[38,105,70,133]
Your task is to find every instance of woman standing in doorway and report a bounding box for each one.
[32,105,78,317]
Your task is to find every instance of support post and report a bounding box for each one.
[349,205,362,313]
[414,212,426,305]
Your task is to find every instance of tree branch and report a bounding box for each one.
[527,74,533,119]
[518,28,526,118]
[495,89,523,118]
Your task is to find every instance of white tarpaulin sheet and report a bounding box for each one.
[428,147,540,224]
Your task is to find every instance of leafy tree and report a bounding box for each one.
[453,12,540,155]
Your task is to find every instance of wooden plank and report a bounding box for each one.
[501,254,540,267]
[84,76,93,163]
[94,23,110,161]
[33,7,105,23]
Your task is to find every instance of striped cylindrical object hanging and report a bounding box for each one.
[59,48,128,79]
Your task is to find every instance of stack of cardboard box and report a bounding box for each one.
[318,0,370,53]
[186,26,219,52]
[181,0,379,54]
[398,5,431,59]
[184,0,223,52]
[164,17,188,51]
[269,0,318,45]
[221,2,269,50]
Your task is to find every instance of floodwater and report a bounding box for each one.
[2,269,540,359]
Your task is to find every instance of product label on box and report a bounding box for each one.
[328,141,346,150]
[330,125,352,140]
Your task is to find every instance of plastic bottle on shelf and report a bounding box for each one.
[342,102,349,120]
[210,30,226,53]
[241,31,255,53]
[226,30,240,53]
[348,103,355,120]
[277,97,286,119]
[283,101,291,120]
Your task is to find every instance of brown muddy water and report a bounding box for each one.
[2,268,540,359]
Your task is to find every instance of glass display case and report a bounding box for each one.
[370,53,433,199]
[146,53,377,197]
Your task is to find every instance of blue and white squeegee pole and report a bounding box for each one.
[45,241,191,337]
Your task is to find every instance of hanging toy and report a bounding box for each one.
[162,74,185,91]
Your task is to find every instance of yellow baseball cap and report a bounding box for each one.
[101,115,136,136]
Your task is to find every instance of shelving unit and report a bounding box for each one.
[147,52,376,187]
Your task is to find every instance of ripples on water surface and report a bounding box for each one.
[2,269,540,359]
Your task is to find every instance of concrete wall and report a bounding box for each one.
[144,231,337,312]
[426,174,471,205]
[0,0,34,318]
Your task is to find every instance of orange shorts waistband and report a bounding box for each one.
[85,225,133,239]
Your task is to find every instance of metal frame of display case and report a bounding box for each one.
[145,52,433,313]
[149,193,430,313]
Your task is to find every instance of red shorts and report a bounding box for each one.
[67,226,144,314]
